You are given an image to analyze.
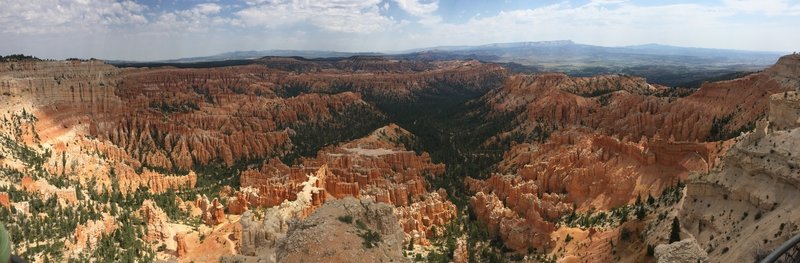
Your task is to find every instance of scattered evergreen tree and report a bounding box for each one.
[636,205,646,220]
[669,217,681,243]
[647,194,655,206]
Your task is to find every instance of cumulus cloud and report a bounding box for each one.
[1,0,798,60]
[393,0,438,16]
[0,0,147,34]
[235,0,397,33]
[193,3,223,15]
[149,3,230,33]
[408,1,800,53]
[392,0,441,25]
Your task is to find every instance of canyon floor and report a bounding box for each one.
[0,54,797,263]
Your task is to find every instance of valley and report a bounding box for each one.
[0,53,797,263]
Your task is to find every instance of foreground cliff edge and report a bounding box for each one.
[0,54,796,262]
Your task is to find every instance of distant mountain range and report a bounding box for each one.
[150,50,384,63]
[107,40,787,87]
[111,40,783,65]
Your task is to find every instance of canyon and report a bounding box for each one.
[0,53,796,262]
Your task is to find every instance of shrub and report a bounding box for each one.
[620,228,631,241]
[636,205,646,220]
[356,219,367,230]
[359,230,382,249]
[337,215,353,224]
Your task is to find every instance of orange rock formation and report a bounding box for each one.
[467,57,795,253]
[197,195,227,225]
[137,199,173,243]
[238,124,445,209]
[175,232,188,258]
[395,190,458,244]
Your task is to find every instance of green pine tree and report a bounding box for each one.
[669,217,681,243]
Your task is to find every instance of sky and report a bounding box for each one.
[0,0,798,61]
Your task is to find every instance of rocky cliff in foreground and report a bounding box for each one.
[680,91,800,262]
[223,198,408,263]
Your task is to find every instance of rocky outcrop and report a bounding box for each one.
[766,54,800,87]
[137,199,173,243]
[470,191,557,251]
[681,96,800,261]
[0,60,123,109]
[768,91,800,130]
[233,125,458,248]
[175,232,188,258]
[467,128,720,252]
[118,167,197,195]
[19,176,80,205]
[395,190,458,244]
[276,198,409,263]
[466,125,722,252]
[239,125,444,209]
[196,195,227,225]
[466,62,797,254]
[237,166,329,260]
[65,213,118,257]
[654,238,709,263]
[225,187,256,215]
[453,236,468,263]
[486,70,791,143]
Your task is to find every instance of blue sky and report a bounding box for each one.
[0,0,798,60]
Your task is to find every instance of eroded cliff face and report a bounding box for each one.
[466,57,796,254]
[2,53,796,262]
[680,92,800,262]
[95,66,381,171]
[212,124,458,261]
[238,124,444,208]
[766,54,800,88]
[395,190,458,245]
[485,69,791,142]
[0,60,202,198]
[1,58,497,262]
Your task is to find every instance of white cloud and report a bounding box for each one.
[193,3,223,15]
[392,0,441,25]
[147,3,231,34]
[1,0,799,60]
[393,0,438,16]
[406,1,798,52]
[235,0,397,33]
[0,0,147,34]
[722,0,800,15]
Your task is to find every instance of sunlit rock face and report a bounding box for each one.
[465,56,796,253]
